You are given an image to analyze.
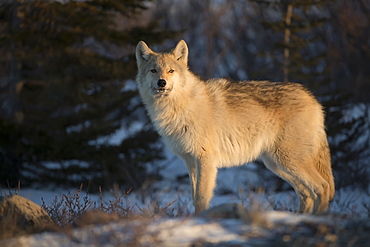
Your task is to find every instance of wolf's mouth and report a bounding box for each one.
[152,87,172,95]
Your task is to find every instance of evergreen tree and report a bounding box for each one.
[0,0,176,190]
[252,0,370,189]
[252,0,331,85]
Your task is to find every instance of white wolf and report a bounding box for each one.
[135,40,335,214]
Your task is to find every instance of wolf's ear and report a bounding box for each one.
[173,40,188,66]
[136,41,153,64]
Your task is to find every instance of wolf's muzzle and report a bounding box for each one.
[152,79,171,95]
[157,79,166,88]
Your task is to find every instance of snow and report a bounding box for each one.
[4,218,255,246]
[2,146,369,246]
[2,208,356,247]
[11,146,370,218]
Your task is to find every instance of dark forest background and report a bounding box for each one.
[1,0,369,192]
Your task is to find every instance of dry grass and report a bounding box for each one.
[39,184,183,228]
[1,182,369,246]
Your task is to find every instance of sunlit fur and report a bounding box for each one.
[135,40,335,214]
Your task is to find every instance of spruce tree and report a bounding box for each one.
[0,0,175,190]
[252,0,370,189]
[251,0,331,85]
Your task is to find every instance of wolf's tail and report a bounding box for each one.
[314,136,335,201]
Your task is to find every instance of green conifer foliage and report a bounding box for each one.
[252,0,370,189]
[0,0,175,189]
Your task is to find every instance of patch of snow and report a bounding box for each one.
[4,153,369,246]
[3,209,356,247]
[3,217,266,246]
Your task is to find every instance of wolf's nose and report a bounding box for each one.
[157,79,166,88]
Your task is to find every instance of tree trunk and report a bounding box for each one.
[283,4,293,82]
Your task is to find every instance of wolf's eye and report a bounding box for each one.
[169,69,174,73]
[150,69,157,73]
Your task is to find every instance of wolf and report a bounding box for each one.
[135,40,335,214]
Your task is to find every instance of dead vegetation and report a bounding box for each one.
[0,183,369,246]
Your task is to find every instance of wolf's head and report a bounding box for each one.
[135,40,189,98]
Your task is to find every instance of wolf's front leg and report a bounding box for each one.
[181,155,197,203]
[194,157,218,214]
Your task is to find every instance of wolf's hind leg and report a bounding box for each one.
[281,159,330,214]
[267,152,330,214]
[262,155,315,214]
[307,169,330,214]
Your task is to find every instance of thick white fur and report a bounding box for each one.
[135,40,335,214]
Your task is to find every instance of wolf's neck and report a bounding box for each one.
[145,79,208,136]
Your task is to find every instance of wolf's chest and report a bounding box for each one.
[153,111,206,155]
[160,124,200,155]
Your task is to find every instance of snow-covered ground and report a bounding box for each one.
[3,189,370,246]
[5,210,362,247]
[17,151,370,218]
[2,146,369,246]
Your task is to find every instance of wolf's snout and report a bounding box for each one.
[157,79,166,88]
